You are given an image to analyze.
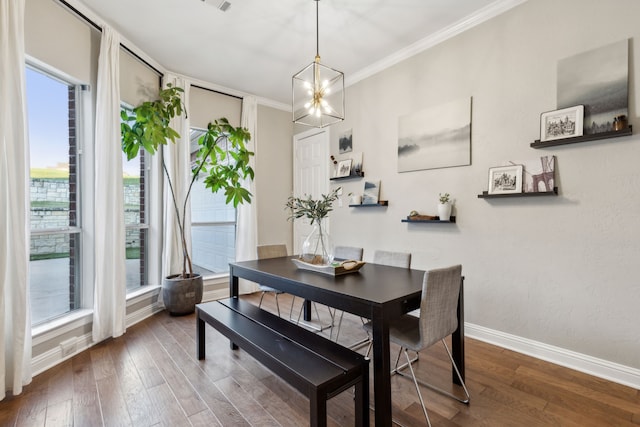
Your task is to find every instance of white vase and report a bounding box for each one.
[301,220,334,265]
[437,202,452,221]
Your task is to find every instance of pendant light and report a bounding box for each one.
[292,0,344,128]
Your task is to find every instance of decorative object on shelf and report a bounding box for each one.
[349,151,363,177]
[613,115,628,131]
[398,97,471,172]
[339,129,353,153]
[336,158,352,177]
[557,39,628,135]
[292,0,345,128]
[504,156,555,193]
[488,165,523,195]
[285,187,339,265]
[540,105,584,142]
[437,192,453,222]
[362,179,380,204]
[291,258,365,276]
[330,155,338,177]
[349,192,361,205]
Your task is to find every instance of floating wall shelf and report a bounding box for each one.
[330,171,364,181]
[478,187,558,199]
[402,216,456,223]
[349,201,388,207]
[530,126,632,148]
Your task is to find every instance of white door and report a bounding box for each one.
[292,128,330,255]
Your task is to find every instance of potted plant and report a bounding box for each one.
[438,192,452,221]
[121,84,254,314]
[285,188,340,265]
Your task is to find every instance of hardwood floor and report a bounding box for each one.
[1,292,638,426]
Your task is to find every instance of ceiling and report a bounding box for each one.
[76,0,523,107]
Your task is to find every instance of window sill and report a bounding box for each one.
[32,308,93,346]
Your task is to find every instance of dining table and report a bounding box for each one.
[228,256,465,427]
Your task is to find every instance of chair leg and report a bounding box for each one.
[258,291,266,309]
[394,340,470,404]
[274,293,281,317]
[403,348,432,427]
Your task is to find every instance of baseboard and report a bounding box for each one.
[465,323,640,390]
[31,332,93,376]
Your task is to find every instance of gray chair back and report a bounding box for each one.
[373,250,411,268]
[419,265,462,349]
[333,246,363,261]
[257,244,287,259]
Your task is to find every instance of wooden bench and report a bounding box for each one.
[196,297,369,427]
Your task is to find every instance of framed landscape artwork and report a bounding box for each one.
[397,97,471,172]
[557,39,628,135]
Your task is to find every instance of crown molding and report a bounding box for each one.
[346,0,528,88]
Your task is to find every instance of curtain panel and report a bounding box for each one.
[92,25,126,343]
[0,0,32,399]
[236,96,259,294]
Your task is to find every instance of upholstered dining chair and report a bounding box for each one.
[337,250,412,347]
[364,264,469,427]
[256,244,288,317]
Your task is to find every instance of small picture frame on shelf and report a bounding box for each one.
[540,105,584,142]
[488,165,523,195]
[336,159,352,177]
[362,179,380,204]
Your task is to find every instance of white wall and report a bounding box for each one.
[327,0,640,371]
[257,105,294,252]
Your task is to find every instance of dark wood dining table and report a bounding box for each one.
[228,256,465,427]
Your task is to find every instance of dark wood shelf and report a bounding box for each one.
[330,171,364,181]
[349,200,388,207]
[402,216,456,223]
[478,187,558,199]
[530,126,632,148]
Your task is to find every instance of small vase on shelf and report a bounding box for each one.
[437,202,452,221]
[437,192,452,221]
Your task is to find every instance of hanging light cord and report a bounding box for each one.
[315,0,320,59]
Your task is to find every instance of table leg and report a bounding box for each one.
[229,270,239,350]
[371,310,392,426]
[197,314,205,360]
[452,277,465,384]
[303,299,312,321]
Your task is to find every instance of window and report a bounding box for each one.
[189,128,236,275]
[122,110,149,292]
[27,66,82,325]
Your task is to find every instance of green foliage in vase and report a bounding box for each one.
[285,188,340,225]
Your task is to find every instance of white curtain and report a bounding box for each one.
[161,75,191,283]
[92,26,126,343]
[236,96,259,294]
[0,0,32,400]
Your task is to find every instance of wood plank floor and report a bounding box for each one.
[1,292,638,426]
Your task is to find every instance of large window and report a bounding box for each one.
[122,111,148,292]
[189,128,236,275]
[27,66,82,325]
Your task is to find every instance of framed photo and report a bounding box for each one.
[488,165,523,195]
[337,159,352,177]
[540,105,584,141]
